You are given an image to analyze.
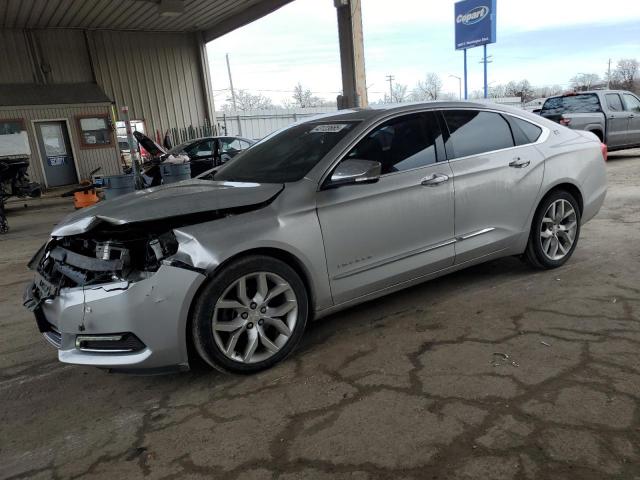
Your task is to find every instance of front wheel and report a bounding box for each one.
[524,190,581,269]
[191,255,308,374]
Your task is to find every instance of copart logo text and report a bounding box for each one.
[457,6,489,25]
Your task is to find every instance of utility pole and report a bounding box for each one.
[607,58,611,89]
[480,48,493,99]
[225,53,242,135]
[386,74,395,102]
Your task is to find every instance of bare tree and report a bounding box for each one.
[611,58,639,91]
[411,73,443,101]
[570,73,600,91]
[292,82,323,108]
[488,84,506,98]
[534,84,564,98]
[384,83,408,103]
[223,89,273,112]
[504,80,535,102]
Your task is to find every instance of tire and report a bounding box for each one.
[191,255,308,374]
[524,190,581,269]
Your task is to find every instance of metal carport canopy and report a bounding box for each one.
[1,0,294,42]
[3,0,368,108]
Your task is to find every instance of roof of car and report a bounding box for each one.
[298,101,515,123]
[548,89,632,98]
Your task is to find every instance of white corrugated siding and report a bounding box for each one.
[0,103,121,187]
[87,30,207,137]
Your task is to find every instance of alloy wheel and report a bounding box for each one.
[212,272,298,363]
[540,199,577,261]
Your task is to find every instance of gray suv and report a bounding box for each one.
[24,102,607,374]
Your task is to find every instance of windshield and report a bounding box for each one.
[167,140,196,155]
[541,94,602,115]
[214,121,360,183]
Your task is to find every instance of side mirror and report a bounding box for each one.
[326,159,382,188]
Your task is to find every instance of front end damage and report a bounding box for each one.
[24,225,206,372]
[23,180,285,372]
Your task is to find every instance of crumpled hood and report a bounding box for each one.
[52,179,284,236]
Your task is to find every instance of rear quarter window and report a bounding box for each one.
[505,115,542,145]
[541,94,602,115]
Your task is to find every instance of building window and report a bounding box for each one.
[0,119,30,157]
[0,119,25,135]
[77,115,113,148]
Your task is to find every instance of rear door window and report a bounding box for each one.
[622,93,640,112]
[540,94,602,115]
[606,94,624,112]
[442,110,514,159]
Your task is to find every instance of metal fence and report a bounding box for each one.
[215,107,338,140]
[169,123,216,146]
[166,99,524,146]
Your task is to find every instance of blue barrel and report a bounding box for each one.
[99,174,135,200]
[160,163,191,184]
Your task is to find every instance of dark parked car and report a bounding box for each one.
[133,132,255,177]
[166,137,255,175]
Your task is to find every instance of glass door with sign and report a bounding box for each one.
[35,121,78,186]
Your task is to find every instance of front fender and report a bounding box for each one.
[170,205,333,311]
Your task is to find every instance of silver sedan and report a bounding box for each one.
[24,102,607,374]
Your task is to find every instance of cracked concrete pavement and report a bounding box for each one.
[1,151,639,480]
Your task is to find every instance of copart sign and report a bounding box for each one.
[454,0,496,50]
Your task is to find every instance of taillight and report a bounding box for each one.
[559,116,571,126]
[600,143,608,162]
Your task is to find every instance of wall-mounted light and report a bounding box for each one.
[158,0,184,17]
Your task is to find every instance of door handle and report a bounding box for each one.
[421,173,449,186]
[509,157,530,168]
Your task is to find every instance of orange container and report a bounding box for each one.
[74,190,100,209]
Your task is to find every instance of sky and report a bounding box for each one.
[206,0,640,107]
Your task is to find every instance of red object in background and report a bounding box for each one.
[601,143,608,162]
[559,116,571,126]
[139,143,149,160]
[156,129,162,145]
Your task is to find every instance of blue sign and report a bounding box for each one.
[47,156,69,167]
[455,0,496,50]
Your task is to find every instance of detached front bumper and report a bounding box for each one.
[24,265,206,372]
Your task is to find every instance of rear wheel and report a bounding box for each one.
[191,255,308,374]
[524,190,581,269]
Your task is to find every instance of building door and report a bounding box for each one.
[35,121,78,186]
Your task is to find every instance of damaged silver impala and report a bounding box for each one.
[24,102,607,374]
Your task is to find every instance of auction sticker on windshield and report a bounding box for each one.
[310,124,349,133]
